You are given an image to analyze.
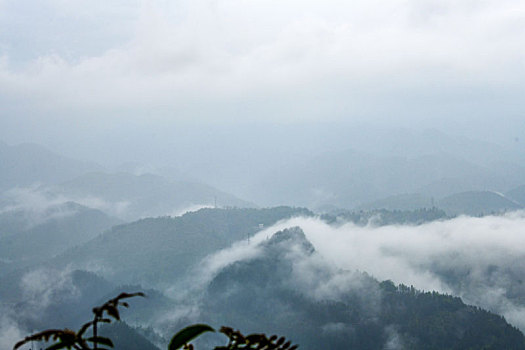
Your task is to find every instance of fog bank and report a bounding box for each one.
[201,212,525,330]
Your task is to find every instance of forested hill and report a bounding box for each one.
[0,202,120,275]
[198,227,525,350]
[52,207,313,287]
[321,207,448,226]
[4,211,525,350]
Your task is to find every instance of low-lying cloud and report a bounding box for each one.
[0,186,129,223]
[0,186,80,227]
[171,204,214,218]
[0,267,82,349]
[0,310,24,350]
[200,211,525,331]
[20,267,80,313]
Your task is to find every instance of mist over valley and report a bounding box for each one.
[2,1,525,348]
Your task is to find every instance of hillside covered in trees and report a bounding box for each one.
[5,209,525,350]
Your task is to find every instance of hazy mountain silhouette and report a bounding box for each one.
[0,141,102,191]
[0,202,120,275]
[51,172,255,220]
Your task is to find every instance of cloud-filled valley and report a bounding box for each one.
[195,212,525,330]
[2,1,525,347]
[4,205,525,349]
[1,135,525,349]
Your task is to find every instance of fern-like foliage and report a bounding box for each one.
[92,292,145,321]
[14,292,298,350]
[13,291,144,350]
[215,327,298,350]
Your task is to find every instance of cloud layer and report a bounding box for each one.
[1,0,524,130]
[199,212,525,331]
[1,186,129,223]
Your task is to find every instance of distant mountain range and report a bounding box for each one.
[176,127,524,209]
[2,137,525,217]
[0,202,120,274]
[0,141,102,191]
[0,140,255,221]
[50,171,254,221]
[357,190,523,216]
[250,148,525,210]
[3,129,525,349]
[438,191,522,216]
[3,207,525,349]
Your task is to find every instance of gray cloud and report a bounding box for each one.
[0,309,24,350]
[0,0,524,133]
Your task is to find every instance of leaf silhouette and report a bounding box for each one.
[105,305,120,320]
[168,324,215,350]
[87,336,114,348]
[13,329,76,350]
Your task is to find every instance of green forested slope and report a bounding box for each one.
[199,227,525,349]
[53,207,313,286]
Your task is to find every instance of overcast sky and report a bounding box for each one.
[0,0,524,158]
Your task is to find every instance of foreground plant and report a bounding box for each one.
[14,292,298,350]
[168,325,298,350]
[13,292,145,350]
[214,326,298,350]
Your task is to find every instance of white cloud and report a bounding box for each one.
[170,204,214,217]
[197,211,525,331]
[0,0,524,125]
[20,267,80,313]
[1,186,130,221]
[0,186,80,227]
